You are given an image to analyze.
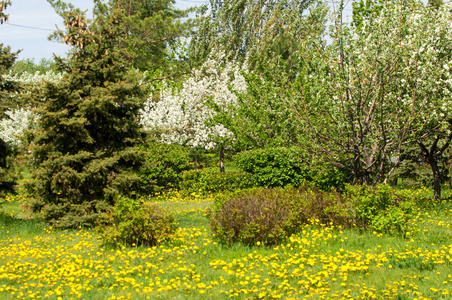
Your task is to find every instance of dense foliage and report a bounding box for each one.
[180,168,254,194]
[0,43,20,195]
[137,142,191,195]
[234,147,311,188]
[27,4,146,228]
[96,196,177,247]
[209,184,415,246]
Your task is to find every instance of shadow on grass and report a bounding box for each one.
[0,210,44,236]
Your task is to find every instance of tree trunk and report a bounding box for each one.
[219,147,225,173]
[430,159,441,201]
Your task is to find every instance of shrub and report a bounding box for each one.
[180,168,255,194]
[208,186,355,246]
[137,142,191,195]
[234,147,311,188]
[345,184,415,235]
[308,160,351,191]
[96,197,177,247]
[207,191,297,246]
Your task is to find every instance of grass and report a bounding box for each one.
[1,185,452,299]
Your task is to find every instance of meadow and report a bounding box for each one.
[1,185,452,300]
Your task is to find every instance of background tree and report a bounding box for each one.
[107,0,195,73]
[190,0,321,69]
[12,58,58,74]
[140,51,246,173]
[28,1,147,228]
[0,41,21,196]
[287,1,452,199]
[0,0,11,24]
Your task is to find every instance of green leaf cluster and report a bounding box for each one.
[96,196,177,248]
[137,142,191,195]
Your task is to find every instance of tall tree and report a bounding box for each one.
[0,44,20,195]
[107,0,195,72]
[28,1,147,228]
[0,0,11,24]
[190,0,319,68]
[289,1,452,198]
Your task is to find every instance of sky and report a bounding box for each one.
[0,0,204,62]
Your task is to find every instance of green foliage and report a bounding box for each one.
[11,58,58,74]
[234,147,310,188]
[27,5,146,228]
[137,142,191,195]
[0,1,11,24]
[180,168,255,194]
[107,0,194,72]
[308,160,351,191]
[97,196,177,248]
[352,0,386,31]
[209,186,355,246]
[0,43,20,195]
[345,184,415,235]
[385,255,435,272]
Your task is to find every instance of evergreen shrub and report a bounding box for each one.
[97,196,177,247]
[27,8,146,227]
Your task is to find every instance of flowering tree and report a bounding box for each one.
[290,2,452,198]
[140,51,247,172]
[0,71,63,147]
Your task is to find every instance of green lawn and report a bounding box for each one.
[0,186,452,299]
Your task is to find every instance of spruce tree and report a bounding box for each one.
[28,3,146,228]
[0,44,20,195]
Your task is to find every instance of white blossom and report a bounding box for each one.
[140,50,247,150]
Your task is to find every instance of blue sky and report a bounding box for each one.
[0,0,204,62]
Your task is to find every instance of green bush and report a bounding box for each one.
[96,197,177,247]
[345,184,415,235]
[137,143,191,195]
[234,147,310,188]
[308,160,350,191]
[208,186,355,246]
[180,168,255,194]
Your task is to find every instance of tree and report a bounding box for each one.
[28,2,147,228]
[428,0,443,8]
[0,43,20,194]
[140,50,246,172]
[190,0,320,69]
[185,0,328,153]
[288,1,452,199]
[12,58,58,74]
[0,0,11,24]
[106,0,195,73]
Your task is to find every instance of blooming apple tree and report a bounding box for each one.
[140,51,247,172]
[291,2,452,198]
[0,70,62,147]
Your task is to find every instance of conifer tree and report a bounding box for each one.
[0,1,11,24]
[28,2,146,228]
[0,43,20,194]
